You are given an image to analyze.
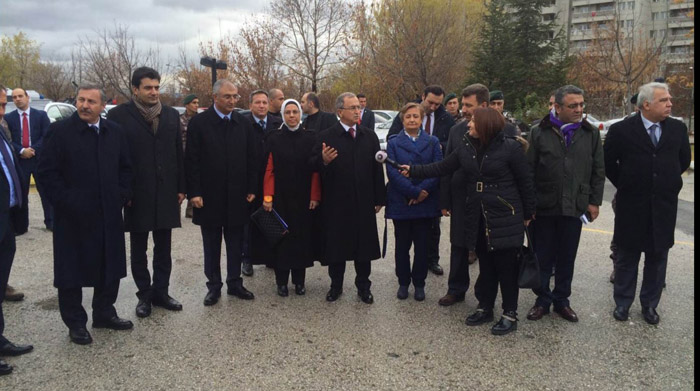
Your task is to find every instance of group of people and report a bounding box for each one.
[0,66,691,375]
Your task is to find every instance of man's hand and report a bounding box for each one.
[322,143,338,165]
[191,196,204,208]
[177,193,186,205]
[263,200,272,212]
[587,204,599,221]
[375,205,383,213]
[416,190,428,203]
[399,165,410,177]
[20,148,35,159]
[441,209,451,217]
[309,200,319,210]
[524,219,532,227]
[246,194,256,203]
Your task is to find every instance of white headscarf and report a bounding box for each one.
[281,99,302,131]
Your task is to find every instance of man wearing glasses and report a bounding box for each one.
[525,85,605,323]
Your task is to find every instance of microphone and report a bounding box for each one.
[375,150,403,170]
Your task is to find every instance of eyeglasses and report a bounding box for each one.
[341,106,362,111]
[220,94,241,100]
[565,103,586,109]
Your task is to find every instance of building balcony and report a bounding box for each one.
[572,0,614,7]
[668,16,695,28]
[669,2,694,11]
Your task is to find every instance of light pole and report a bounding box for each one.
[200,56,227,88]
[688,66,694,134]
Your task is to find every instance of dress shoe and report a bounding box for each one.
[358,289,374,304]
[465,308,494,326]
[241,261,254,276]
[152,295,183,311]
[0,359,12,376]
[609,270,615,283]
[438,293,465,306]
[642,307,660,325]
[4,285,24,302]
[554,306,579,322]
[326,288,342,302]
[277,285,289,297]
[69,328,92,345]
[396,286,409,300]
[203,290,220,306]
[0,341,34,356]
[414,287,425,301]
[135,299,152,318]
[92,316,134,330]
[491,311,518,335]
[227,285,255,300]
[526,305,550,321]
[613,305,629,321]
[427,263,444,276]
[294,284,306,295]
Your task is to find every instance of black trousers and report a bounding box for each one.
[201,225,243,291]
[473,231,520,313]
[614,246,669,309]
[58,280,120,330]
[427,216,441,266]
[393,218,430,288]
[447,245,470,295]
[531,216,582,310]
[274,268,306,286]
[130,229,173,301]
[0,210,16,344]
[328,262,371,291]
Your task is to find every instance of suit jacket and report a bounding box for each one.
[360,108,375,130]
[302,111,337,133]
[245,112,283,201]
[604,114,691,251]
[6,108,50,158]
[0,131,27,240]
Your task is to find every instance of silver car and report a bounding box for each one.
[5,100,77,123]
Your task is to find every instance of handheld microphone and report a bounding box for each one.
[375,150,403,170]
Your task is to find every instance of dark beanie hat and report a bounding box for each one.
[630,93,638,105]
[443,92,457,105]
[183,94,198,105]
[489,90,504,101]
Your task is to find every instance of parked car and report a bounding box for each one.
[374,110,398,124]
[5,100,77,123]
[374,121,392,150]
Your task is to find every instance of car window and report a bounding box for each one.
[46,106,62,122]
[58,105,76,119]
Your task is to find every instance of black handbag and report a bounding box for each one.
[250,206,289,247]
[518,226,540,289]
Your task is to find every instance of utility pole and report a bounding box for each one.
[200,56,227,88]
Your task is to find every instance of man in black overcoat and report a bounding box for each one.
[107,67,185,318]
[604,82,691,325]
[37,85,134,345]
[312,92,385,304]
[301,92,337,132]
[185,80,258,306]
[357,93,375,130]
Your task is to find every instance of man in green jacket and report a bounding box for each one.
[525,85,605,323]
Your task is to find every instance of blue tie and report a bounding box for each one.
[0,139,22,208]
[649,124,658,147]
[91,125,99,135]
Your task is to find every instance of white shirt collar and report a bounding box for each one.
[18,107,31,116]
[640,113,659,131]
[339,121,355,132]
[213,105,232,120]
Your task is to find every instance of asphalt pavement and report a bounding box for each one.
[0,175,694,390]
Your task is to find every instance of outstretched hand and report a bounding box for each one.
[322,143,338,165]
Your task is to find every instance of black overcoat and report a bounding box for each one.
[604,114,691,251]
[440,122,473,248]
[37,112,132,288]
[303,111,337,132]
[107,101,185,232]
[185,107,258,227]
[312,122,386,263]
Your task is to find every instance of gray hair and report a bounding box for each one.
[249,89,268,102]
[335,92,357,111]
[212,79,235,96]
[78,84,108,103]
[637,82,669,108]
[554,85,584,105]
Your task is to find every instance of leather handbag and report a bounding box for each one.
[250,206,289,247]
[518,226,540,289]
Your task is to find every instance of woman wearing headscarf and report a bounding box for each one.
[262,99,321,296]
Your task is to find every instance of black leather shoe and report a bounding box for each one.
[427,263,444,276]
[554,306,579,322]
[642,307,660,325]
[491,312,518,335]
[0,359,12,376]
[152,295,183,311]
[0,342,33,356]
[466,308,494,326]
[613,305,629,321]
[203,290,220,306]
[414,287,425,301]
[228,285,255,300]
[277,285,289,297]
[326,288,342,302]
[358,289,374,304]
[396,286,408,300]
[294,284,306,295]
[69,328,92,345]
[4,285,24,302]
[241,261,254,276]
[92,316,134,330]
[609,270,615,283]
[135,299,152,318]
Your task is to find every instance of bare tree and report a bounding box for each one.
[228,19,285,93]
[32,61,73,101]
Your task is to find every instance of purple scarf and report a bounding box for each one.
[549,109,582,147]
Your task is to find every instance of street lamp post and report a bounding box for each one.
[200,56,228,88]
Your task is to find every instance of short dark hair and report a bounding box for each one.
[306,92,320,109]
[249,89,268,103]
[131,66,161,88]
[423,85,445,98]
[357,93,366,99]
[461,84,490,105]
[554,85,584,105]
[472,107,505,147]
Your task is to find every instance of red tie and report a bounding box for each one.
[424,114,431,135]
[357,110,362,125]
[21,112,30,148]
[349,127,356,138]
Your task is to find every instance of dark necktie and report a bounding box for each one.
[649,124,658,147]
[349,127,356,139]
[260,120,266,129]
[22,112,30,148]
[90,125,99,135]
[425,114,431,135]
[0,139,22,208]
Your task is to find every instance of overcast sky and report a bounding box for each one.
[0,0,270,67]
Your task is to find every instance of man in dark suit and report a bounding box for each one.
[185,80,258,306]
[312,92,385,304]
[604,82,691,324]
[37,85,134,345]
[357,93,375,130]
[6,88,52,232]
[0,84,33,376]
[107,67,185,318]
[301,92,337,132]
[268,88,285,118]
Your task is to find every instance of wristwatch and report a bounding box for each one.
[263,196,273,203]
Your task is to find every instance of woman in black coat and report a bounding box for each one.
[262,99,320,296]
[402,107,536,335]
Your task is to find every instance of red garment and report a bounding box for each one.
[263,152,321,201]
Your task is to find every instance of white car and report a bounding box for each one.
[5,100,77,123]
[374,110,398,124]
[374,121,392,150]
